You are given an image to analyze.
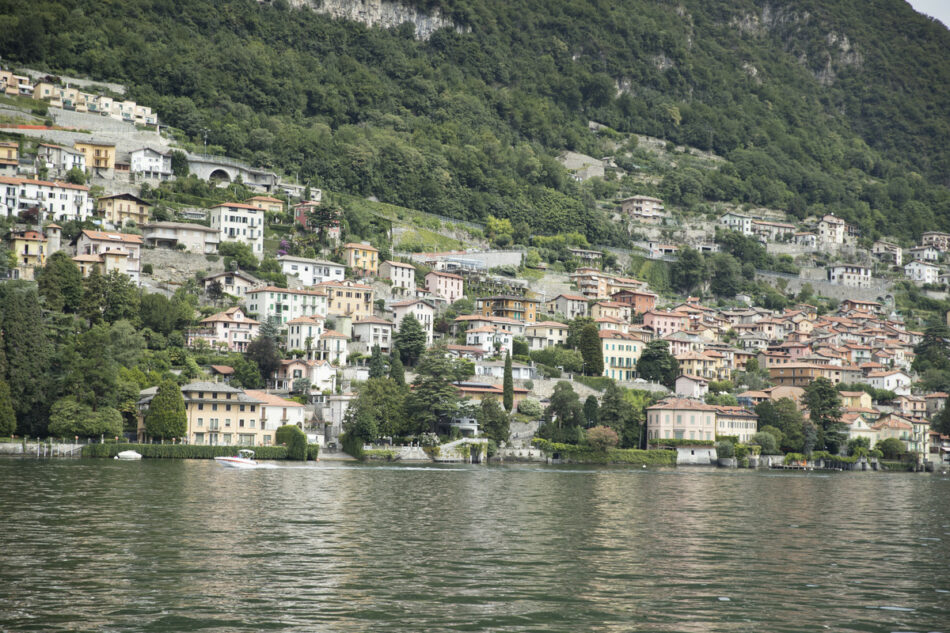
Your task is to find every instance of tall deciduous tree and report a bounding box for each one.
[708,253,741,297]
[478,397,510,444]
[578,323,604,376]
[671,247,705,294]
[144,379,187,440]
[246,335,280,385]
[804,377,844,454]
[503,351,514,412]
[395,313,427,366]
[637,340,678,388]
[37,251,83,312]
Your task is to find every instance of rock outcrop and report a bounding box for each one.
[288,0,466,40]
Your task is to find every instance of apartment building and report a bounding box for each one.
[209,202,264,254]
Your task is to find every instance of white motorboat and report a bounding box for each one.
[114,450,143,460]
[214,449,258,468]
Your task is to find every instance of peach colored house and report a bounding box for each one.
[425,270,464,303]
[646,398,717,442]
[643,310,689,336]
[186,307,260,352]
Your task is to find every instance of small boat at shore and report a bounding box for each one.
[114,450,142,460]
[214,449,258,469]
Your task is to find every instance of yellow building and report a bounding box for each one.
[343,242,379,276]
[73,141,116,172]
[10,230,46,280]
[97,193,152,227]
[0,141,17,176]
[476,295,541,323]
[600,330,642,381]
[73,250,129,278]
[137,382,271,446]
[247,195,285,213]
[318,280,375,319]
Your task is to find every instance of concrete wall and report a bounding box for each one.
[142,247,225,286]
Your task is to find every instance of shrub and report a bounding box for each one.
[341,432,364,459]
[517,398,542,417]
[275,424,307,460]
[532,438,676,465]
[306,444,320,461]
[142,264,153,275]
[715,440,735,458]
[586,426,619,450]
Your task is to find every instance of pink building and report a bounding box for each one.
[643,310,689,336]
[186,307,260,352]
[425,271,464,303]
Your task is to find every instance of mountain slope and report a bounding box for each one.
[1,0,947,241]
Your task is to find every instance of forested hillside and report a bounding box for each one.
[1,0,948,241]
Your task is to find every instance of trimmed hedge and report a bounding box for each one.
[533,439,676,465]
[306,444,320,461]
[275,425,307,460]
[82,443,288,459]
[341,433,364,459]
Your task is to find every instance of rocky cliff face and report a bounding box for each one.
[288,0,466,39]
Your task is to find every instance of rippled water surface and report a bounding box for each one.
[1,459,948,632]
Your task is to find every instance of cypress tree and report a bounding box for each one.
[395,313,427,366]
[389,346,405,386]
[368,344,387,378]
[144,379,187,441]
[503,350,514,413]
[0,378,15,437]
[0,284,52,434]
[578,323,604,376]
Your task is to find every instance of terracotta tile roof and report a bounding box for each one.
[0,175,89,191]
[80,229,143,244]
[244,390,305,407]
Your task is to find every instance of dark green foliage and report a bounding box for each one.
[671,248,705,295]
[512,337,529,357]
[231,357,263,389]
[48,397,123,438]
[217,242,259,271]
[407,344,471,433]
[931,403,950,436]
[345,377,409,439]
[0,378,17,437]
[81,270,140,325]
[389,347,405,385]
[36,251,83,312]
[0,283,52,434]
[275,424,307,460]
[478,398,510,444]
[876,437,905,460]
[502,351,513,412]
[755,398,805,453]
[8,0,947,241]
[395,313,427,366]
[637,340,678,388]
[708,253,741,298]
[539,381,584,442]
[583,395,600,428]
[246,336,280,384]
[368,344,387,379]
[529,346,584,374]
[532,439,676,465]
[578,323,603,376]
[144,379,187,440]
[804,377,845,453]
[82,443,289,459]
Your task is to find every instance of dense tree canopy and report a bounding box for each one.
[1,0,947,241]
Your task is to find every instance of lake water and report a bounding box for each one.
[1,459,948,632]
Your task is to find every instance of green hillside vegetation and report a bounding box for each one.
[1,0,948,241]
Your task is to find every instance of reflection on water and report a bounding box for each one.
[1,460,948,632]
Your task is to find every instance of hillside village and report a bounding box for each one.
[3,67,950,469]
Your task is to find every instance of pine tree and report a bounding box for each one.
[144,379,187,440]
[395,312,427,366]
[503,351,514,412]
[578,323,604,376]
[368,344,387,378]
